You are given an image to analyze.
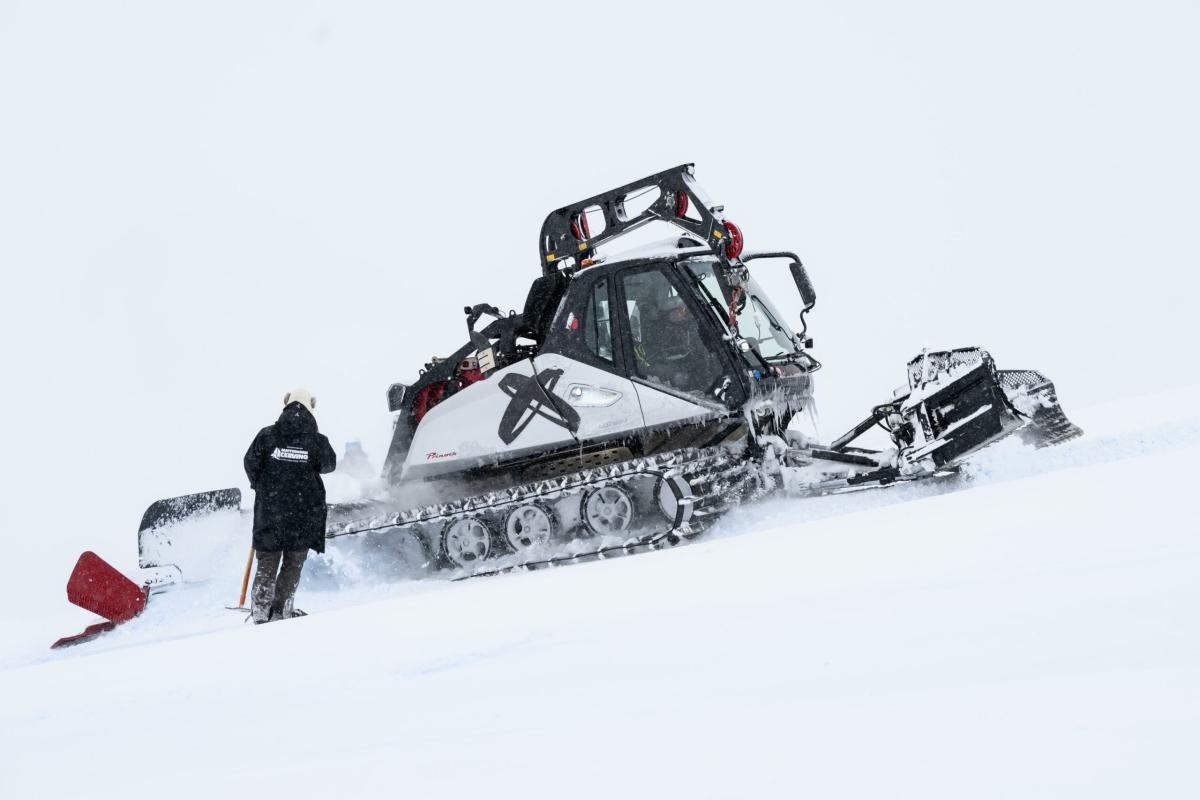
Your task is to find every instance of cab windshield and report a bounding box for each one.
[682,260,800,363]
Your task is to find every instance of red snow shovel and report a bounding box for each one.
[51,551,150,649]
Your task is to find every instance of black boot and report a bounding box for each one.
[268,550,309,621]
[251,550,283,624]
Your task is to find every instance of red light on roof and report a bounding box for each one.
[725,221,744,260]
[571,212,592,241]
[675,191,689,219]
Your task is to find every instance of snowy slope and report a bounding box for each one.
[2,389,1198,799]
[4,0,1200,629]
[4,4,1200,797]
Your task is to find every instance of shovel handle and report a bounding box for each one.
[237,546,254,607]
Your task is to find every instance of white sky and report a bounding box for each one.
[2,1,1197,607]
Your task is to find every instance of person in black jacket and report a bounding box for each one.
[243,389,337,624]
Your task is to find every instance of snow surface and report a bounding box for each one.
[4,3,1200,797]
[2,388,1198,798]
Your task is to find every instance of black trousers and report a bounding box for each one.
[251,549,308,622]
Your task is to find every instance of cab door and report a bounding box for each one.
[611,263,740,429]
[535,271,646,445]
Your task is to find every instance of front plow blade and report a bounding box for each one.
[137,488,244,585]
[52,551,150,649]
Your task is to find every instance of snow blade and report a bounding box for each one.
[67,551,148,622]
[997,369,1084,448]
[137,488,242,581]
[51,621,117,649]
[51,551,150,649]
[139,488,241,543]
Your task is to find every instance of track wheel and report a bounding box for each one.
[655,473,694,526]
[440,517,493,568]
[581,485,635,536]
[504,503,557,553]
[393,530,431,574]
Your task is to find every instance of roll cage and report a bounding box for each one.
[539,164,741,275]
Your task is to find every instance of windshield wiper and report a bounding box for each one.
[751,296,785,333]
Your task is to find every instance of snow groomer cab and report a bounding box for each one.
[380,164,820,493]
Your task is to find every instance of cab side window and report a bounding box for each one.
[619,268,726,398]
[541,274,622,374]
[583,279,613,362]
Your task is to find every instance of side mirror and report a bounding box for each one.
[386,383,408,413]
[789,261,816,310]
